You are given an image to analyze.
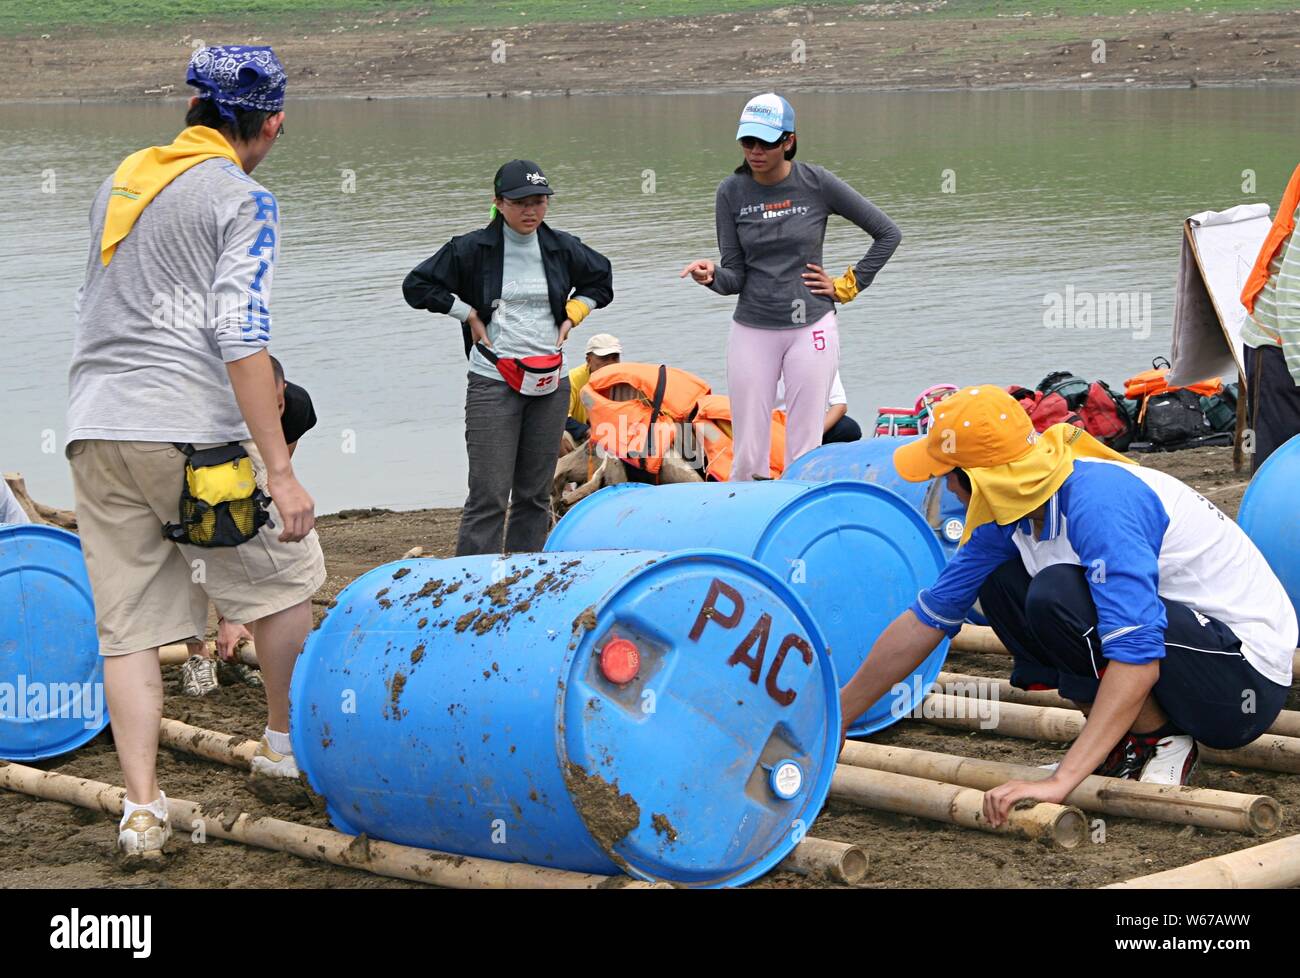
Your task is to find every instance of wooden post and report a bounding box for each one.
[777,837,869,884]
[0,762,630,890]
[1106,832,1300,889]
[909,693,1300,774]
[3,472,77,530]
[841,741,1281,836]
[936,670,1300,739]
[830,763,1087,848]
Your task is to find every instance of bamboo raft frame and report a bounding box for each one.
[906,692,1300,774]
[952,624,1300,686]
[840,741,1281,836]
[936,670,1300,739]
[152,717,867,885]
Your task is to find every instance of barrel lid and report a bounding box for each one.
[755,481,950,736]
[560,548,838,887]
[0,524,108,760]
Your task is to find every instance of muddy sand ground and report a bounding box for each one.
[3,5,1299,103]
[2,444,1296,889]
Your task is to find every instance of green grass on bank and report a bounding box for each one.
[3,0,1296,37]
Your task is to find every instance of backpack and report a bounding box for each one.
[1200,383,1238,433]
[1143,388,1212,445]
[1010,373,1135,452]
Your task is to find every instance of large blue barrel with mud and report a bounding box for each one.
[782,436,968,559]
[290,548,839,887]
[1239,433,1300,619]
[546,480,947,735]
[0,524,109,760]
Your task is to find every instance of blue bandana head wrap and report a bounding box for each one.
[186,45,287,127]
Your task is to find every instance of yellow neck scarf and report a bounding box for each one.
[100,126,242,265]
[960,423,1135,544]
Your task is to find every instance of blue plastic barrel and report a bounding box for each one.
[291,548,839,887]
[546,481,948,735]
[0,524,108,760]
[782,436,968,559]
[1239,433,1300,620]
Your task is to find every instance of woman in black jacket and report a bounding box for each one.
[403,160,614,556]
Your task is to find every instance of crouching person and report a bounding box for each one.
[838,386,1297,825]
[65,45,325,861]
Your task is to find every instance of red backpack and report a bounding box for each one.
[1008,373,1135,452]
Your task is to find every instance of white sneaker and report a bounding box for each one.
[118,804,171,859]
[180,655,220,696]
[1139,734,1199,785]
[250,736,299,779]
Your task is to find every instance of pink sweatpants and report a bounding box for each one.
[727,310,840,481]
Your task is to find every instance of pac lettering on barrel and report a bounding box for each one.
[687,577,809,707]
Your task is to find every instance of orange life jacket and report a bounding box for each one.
[692,394,787,481]
[1242,163,1300,314]
[581,363,711,477]
[1123,368,1222,401]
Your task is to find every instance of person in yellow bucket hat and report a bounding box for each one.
[839,386,1297,825]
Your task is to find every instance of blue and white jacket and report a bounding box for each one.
[911,459,1297,687]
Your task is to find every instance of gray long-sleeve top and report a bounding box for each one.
[67,158,278,444]
[708,160,901,329]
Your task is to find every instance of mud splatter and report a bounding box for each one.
[455,609,480,632]
[392,568,410,580]
[417,617,428,629]
[564,762,641,854]
[389,671,407,712]
[472,611,506,635]
[571,606,597,635]
[651,813,679,843]
[377,598,392,609]
[410,644,425,665]
[486,571,524,607]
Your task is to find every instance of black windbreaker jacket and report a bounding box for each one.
[402,218,615,358]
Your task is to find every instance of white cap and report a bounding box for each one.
[585,333,622,356]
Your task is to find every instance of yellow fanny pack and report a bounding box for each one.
[162,442,272,547]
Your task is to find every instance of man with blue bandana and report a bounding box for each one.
[66,45,325,862]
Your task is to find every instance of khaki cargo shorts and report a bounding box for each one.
[67,439,326,655]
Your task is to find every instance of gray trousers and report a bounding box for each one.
[457,372,569,556]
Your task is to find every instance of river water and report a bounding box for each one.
[3,88,1297,512]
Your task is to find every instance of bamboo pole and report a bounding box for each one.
[158,717,837,884]
[936,670,1300,739]
[951,624,1007,655]
[0,762,631,889]
[829,763,1087,848]
[777,837,869,884]
[951,625,1300,678]
[841,742,1281,836]
[910,693,1300,774]
[1106,833,1300,889]
[158,641,259,667]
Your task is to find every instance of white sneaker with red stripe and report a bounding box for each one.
[1138,734,1199,785]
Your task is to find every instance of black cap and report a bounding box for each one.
[493,159,555,200]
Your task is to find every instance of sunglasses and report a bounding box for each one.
[739,134,787,151]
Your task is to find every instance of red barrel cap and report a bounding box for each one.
[599,638,640,684]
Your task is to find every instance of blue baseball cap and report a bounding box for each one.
[735,93,795,142]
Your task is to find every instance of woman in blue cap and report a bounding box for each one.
[681,93,901,480]
[403,161,614,556]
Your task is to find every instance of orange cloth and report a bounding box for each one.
[1242,162,1300,314]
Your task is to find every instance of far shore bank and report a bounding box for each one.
[3,6,1298,105]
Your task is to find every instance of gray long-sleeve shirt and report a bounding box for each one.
[708,161,901,329]
[67,157,279,443]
